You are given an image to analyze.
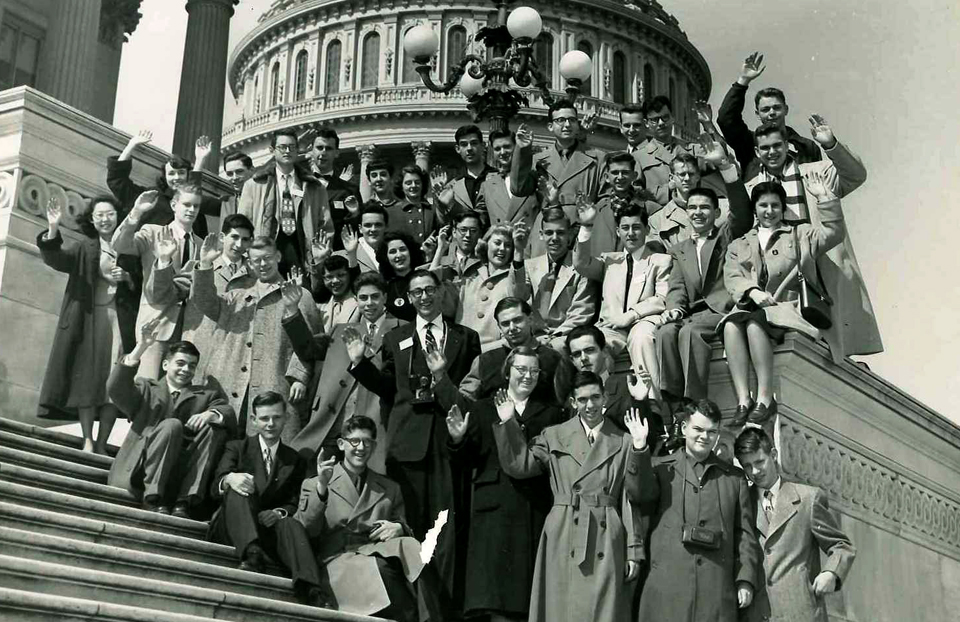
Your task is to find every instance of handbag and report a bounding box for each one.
[793,227,833,329]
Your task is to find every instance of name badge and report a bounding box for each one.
[399,337,414,351]
[333,200,345,211]
[290,188,304,198]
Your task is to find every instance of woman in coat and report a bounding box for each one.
[721,173,845,425]
[384,164,438,245]
[375,231,425,322]
[37,196,138,453]
[445,347,566,621]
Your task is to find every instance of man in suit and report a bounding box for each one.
[735,428,856,622]
[362,159,399,210]
[220,152,254,221]
[431,211,484,282]
[356,203,388,273]
[282,272,406,472]
[208,391,328,605]
[314,254,360,333]
[636,399,761,622]
[345,268,482,617]
[474,128,540,231]
[108,322,234,517]
[589,151,660,253]
[311,128,363,249]
[296,415,440,621]
[112,183,205,379]
[437,124,497,215]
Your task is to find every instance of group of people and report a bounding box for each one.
[35,50,865,621]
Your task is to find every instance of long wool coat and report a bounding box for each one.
[493,416,645,622]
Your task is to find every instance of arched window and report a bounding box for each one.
[253,74,260,113]
[643,62,655,102]
[269,62,280,107]
[577,40,593,96]
[294,50,308,101]
[534,32,553,86]
[325,40,341,95]
[447,25,466,72]
[612,50,626,104]
[361,32,380,88]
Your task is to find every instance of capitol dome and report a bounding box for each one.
[221,0,711,166]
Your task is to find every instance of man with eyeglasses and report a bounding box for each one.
[238,129,334,284]
[430,211,484,282]
[587,151,661,254]
[345,268,482,619]
[637,95,705,209]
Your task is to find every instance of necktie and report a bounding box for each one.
[228,262,237,276]
[181,233,191,268]
[698,238,711,287]
[280,175,296,236]
[424,322,438,352]
[263,447,272,478]
[622,254,634,313]
[169,390,180,417]
[587,431,595,446]
[759,489,773,535]
[539,261,562,319]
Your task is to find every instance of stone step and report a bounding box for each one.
[0,429,114,469]
[0,586,225,622]
[0,479,204,539]
[0,461,137,507]
[0,525,297,604]
[0,444,109,483]
[0,416,120,456]
[0,555,383,622]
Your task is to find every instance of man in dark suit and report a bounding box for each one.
[345,268,482,617]
[310,128,363,250]
[107,321,234,517]
[208,391,327,605]
[735,429,856,622]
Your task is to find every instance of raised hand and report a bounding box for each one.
[430,166,448,193]
[297,126,317,152]
[424,342,448,375]
[156,228,179,265]
[445,404,470,443]
[739,51,765,85]
[697,134,728,168]
[575,192,597,226]
[280,274,303,315]
[580,110,599,134]
[437,224,452,253]
[311,231,332,265]
[623,407,650,450]
[45,197,62,234]
[692,100,714,126]
[194,135,213,163]
[512,221,530,255]
[627,366,654,402]
[342,326,368,364]
[316,448,337,491]
[339,163,355,182]
[808,114,838,149]
[538,176,560,206]
[138,316,162,349]
[128,130,153,149]
[199,233,222,268]
[515,123,534,149]
[494,388,516,423]
[422,232,438,261]
[343,195,360,215]
[132,190,159,219]
[341,225,359,254]
[802,168,836,202]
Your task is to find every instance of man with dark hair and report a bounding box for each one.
[525,207,596,352]
[354,203,389,272]
[589,150,660,253]
[238,128,334,283]
[108,320,234,518]
[636,399,761,622]
[734,428,856,622]
[345,267,482,617]
[209,390,328,606]
[468,127,540,233]
[439,124,497,213]
[636,95,700,207]
[431,211,484,282]
[648,153,708,249]
[221,151,254,220]
[363,158,398,209]
[619,103,649,154]
[311,127,363,249]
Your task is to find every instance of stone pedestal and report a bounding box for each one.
[172,0,238,168]
[36,0,103,116]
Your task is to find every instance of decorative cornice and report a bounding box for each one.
[98,0,144,49]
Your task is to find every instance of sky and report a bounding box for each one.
[114,0,960,423]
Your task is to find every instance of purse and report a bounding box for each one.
[793,227,833,329]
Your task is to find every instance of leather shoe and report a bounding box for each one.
[730,399,755,428]
[142,495,170,514]
[296,586,335,608]
[748,399,778,425]
[171,502,190,520]
[238,544,265,573]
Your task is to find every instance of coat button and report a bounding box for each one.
[600,520,607,528]
[486,283,495,290]
[597,552,604,560]
[571,551,575,558]
[772,250,779,255]
[339,379,348,387]
[696,557,703,566]
[231,392,239,398]
[240,366,247,372]
[480,295,489,302]
[573,517,579,525]
[699,520,705,527]
[478,312,484,318]
[246,341,253,348]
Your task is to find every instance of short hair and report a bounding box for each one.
[78,195,120,238]
[606,151,636,168]
[501,345,540,380]
[156,156,193,193]
[571,370,604,393]
[365,158,395,178]
[171,182,204,204]
[613,201,648,227]
[341,414,378,438]
[619,104,645,120]
[547,99,578,122]
[407,268,440,287]
[322,254,350,274]
[393,164,429,200]
[314,127,340,149]
[221,213,255,236]
[165,340,200,360]
[376,231,424,280]
[734,427,775,459]
[494,297,531,323]
[453,210,483,227]
[541,206,570,228]
[476,223,514,261]
[687,187,720,210]
[249,236,278,252]
[271,128,299,148]
[565,325,606,353]
[359,202,389,225]
[680,398,722,424]
[353,271,388,294]
[454,124,484,144]
[754,87,787,109]
[750,181,787,210]
[488,129,514,145]
[251,390,286,414]
[223,151,253,171]
[643,95,673,116]
[753,121,786,144]
[671,153,700,171]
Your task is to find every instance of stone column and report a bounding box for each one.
[37,0,102,115]
[172,0,238,169]
[411,141,432,173]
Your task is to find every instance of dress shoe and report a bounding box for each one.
[748,399,778,425]
[295,585,335,608]
[730,399,755,428]
[171,502,191,520]
[142,495,170,514]
[238,544,265,573]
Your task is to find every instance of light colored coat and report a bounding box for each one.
[524,252,596,340]
[575,242,672,329]
[480,172,539,229]
[442,263,527,351]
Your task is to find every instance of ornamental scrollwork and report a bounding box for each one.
[17,174,88,232]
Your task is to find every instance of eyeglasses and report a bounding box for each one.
[552,117,578,126]
[408,286,438,298]
[456,227,480,236]
[248,256,276,265]
[646,115,672,125]
[512,365,540,377]
[342,437,377,448]
[273,144,297,152]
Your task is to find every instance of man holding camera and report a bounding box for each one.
[636,399,761,622]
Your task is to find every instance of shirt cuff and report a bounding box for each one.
[720,164,740,183]
[577,227,593,243]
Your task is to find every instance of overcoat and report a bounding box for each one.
[523,252,596,346]
[493,416,645,622]
[636,450,761,622]
[438,262,527,352]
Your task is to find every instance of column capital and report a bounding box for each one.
[357,144,379,163]
[411,141,432,158]
[99,0,143,49]
[186,0,240,15]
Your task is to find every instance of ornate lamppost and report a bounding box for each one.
[403,2,593,132]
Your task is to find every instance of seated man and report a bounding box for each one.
[648,153,735,250]
[208,391,327,605]
[108,320,234,518]
[587,151,660,253]
[296,416,441,621]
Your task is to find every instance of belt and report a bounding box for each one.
[553,492,617,567]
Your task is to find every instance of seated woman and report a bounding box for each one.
[376,231,425,322]
[384,164,438,245]
[37,196,138,453]
[721,174,845,425]
[445,347,566,622]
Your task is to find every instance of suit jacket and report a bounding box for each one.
[524,252,596,339]
[210,436,306,519]
[520,141,606,225]
[745,481,856,622]
[107,361,235,493]
[350,320,482,462]
[637,136,696,206]
[479,172,539,229]
[457,342,563,405]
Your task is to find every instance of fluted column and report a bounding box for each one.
[172,0,238,168]
[37,0,102,114]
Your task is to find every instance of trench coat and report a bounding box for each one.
[493,415,645,622]
[437,262,528,352]
[636,450,761,622]
[190,268,321,442]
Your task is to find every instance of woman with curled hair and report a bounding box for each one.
[384,164,438,245]
[37,196,139,453]
[721,175,845,426]
[375,230,425,322]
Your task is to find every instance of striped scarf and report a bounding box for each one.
[758,155,809,223]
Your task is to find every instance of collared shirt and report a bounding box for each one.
[276,166,301,196]
[579,417,604,444]
[366,312,386,338]
[760,476,782,515]
[758,227,775,251]
[463,166,493,205]
[415,314,446,351]
[690,228,715,277]
[506,388,529,415]
[259,435,280,469]
[167,220,196,266]
[254,277,282,301]
[555,140,580,161]
[358,238,379,270]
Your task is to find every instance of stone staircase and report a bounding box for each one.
[0,417,383,622]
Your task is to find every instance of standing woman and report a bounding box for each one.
[384,164,438,245]
[375,231,425,322]
[721,173,845,426]
[37,196,138,453]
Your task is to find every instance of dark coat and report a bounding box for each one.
[448,397,564,617]
[37,231,139,418]
[457,342,563,405]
